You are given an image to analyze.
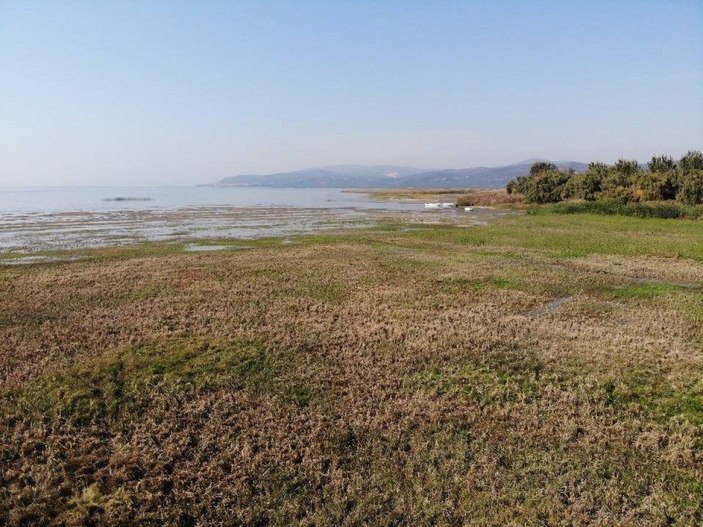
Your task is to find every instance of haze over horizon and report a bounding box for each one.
[1,1,702,187]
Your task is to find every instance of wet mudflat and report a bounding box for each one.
[0,206,368,252]
[0,200,506,253]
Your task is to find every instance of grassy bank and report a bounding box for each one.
[531,200,703,219]
[2,213,703,525]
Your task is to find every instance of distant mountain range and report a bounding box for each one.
[210,160,588,189]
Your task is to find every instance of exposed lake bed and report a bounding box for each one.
[0,186,506,253]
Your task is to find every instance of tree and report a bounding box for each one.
[678,170,703,205]
[588,162,609,171]
[507,152,697,205]
[602,170,630,192]
[679,150,703,174]
[561,172,602,201]
[600,186,637,204]
[505,178,526,195]
[529,161,557,176]
[648,155,676,173]
[633,171,674,201]
[600,159,640,194]
[522,169,571,203]
[676,151,703,201]
[613,159,640,177]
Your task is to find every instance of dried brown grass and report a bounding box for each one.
[1,217,702,526]
[456,189,523,207]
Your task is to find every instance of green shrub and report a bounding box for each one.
[600,186,636,204]
[600,159,640,195]
[529,161,557,176]
[633,171,675,201]
[561,172,602,201]
[505,152,703,217]
[588,162,609,172]
[507,175,531,195]
[678,170,703,205]
[601,174,629,193]
[648,155,676,173]
[679,150,703,174]
[522,170,572,203]
[613,159,641,177]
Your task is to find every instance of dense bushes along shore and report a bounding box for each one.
[507,151,703,205]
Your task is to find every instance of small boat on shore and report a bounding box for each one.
[464,206,474,212]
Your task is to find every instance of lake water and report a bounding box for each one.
[0,186,439,253]
[0,186,415,214]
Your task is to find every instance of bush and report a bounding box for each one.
[522,170,572,203]
[633,171,675,201]
[507,175,532,195]
[561,172,602,201]
[598,159,640,196]
[600,186,636,204]
[506,151,703,218]
[679,150,703,174]
[678,170,703,205]
[529,161,557,176]
[613,159,641,177]
[602,172,631,193]
[648,155,676,173]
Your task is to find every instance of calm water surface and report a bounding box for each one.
[0,186,415,214]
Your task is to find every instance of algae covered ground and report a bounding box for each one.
[1,212,703,526]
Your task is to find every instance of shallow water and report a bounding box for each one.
[0,186,416,214]
[0,186,495,253]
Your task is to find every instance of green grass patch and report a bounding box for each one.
[2,337,279,424]
[396,214,703,261]
[420,364,541,406]
[531,200,703,220]
[602,367,703,426]
[290,271,352,303]
[490,277,519,289]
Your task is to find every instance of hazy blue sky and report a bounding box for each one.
[1,1,702,186]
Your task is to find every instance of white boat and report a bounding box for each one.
[441,202,454,208]
[424,202,441,209]
[464,206,474,212]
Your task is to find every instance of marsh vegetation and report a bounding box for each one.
[1,213,702,525]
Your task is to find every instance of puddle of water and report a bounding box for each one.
[525,296,572,318]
